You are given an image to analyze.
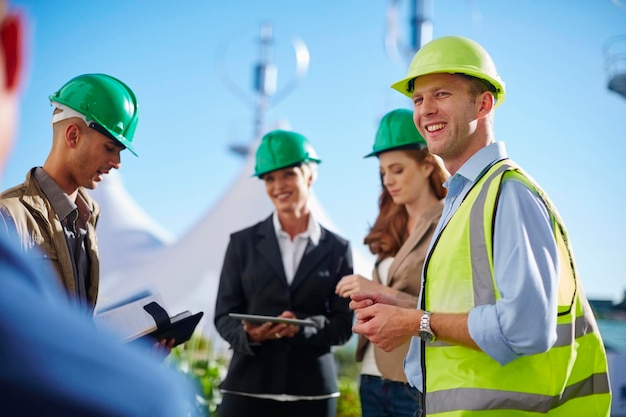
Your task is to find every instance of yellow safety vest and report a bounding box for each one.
[422,160,611,416]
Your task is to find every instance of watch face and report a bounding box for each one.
[419,330,434,342]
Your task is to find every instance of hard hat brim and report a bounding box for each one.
[390,68,506,108]
[363,142,427,159]
[253,158,321,178]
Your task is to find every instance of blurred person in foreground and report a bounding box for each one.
[336,108,447,417]
[351,36,611,416]
[214,130,354,417]
[0,1,200,416]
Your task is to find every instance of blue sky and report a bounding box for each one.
[5,0,626,302]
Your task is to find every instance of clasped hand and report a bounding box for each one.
[350,292,416,352]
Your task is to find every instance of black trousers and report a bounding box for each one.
[217,393,337,417]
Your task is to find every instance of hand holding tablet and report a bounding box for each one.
[229,313,320,328]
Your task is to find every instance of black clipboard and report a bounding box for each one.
[141,302,204,347]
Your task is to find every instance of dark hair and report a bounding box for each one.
[364,148,447,259]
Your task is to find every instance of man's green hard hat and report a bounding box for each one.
[391,36,506,107]
[254,130,321,178]
[365,108,426,158]
[49,73,140,156]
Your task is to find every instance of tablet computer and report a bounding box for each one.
[229,313,319,328]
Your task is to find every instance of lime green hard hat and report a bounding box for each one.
[365,108,426,158]
[254,130,321,178]
[49,73,139,156]
[391,36,506,107]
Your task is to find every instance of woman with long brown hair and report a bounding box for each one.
[336,108,448,417]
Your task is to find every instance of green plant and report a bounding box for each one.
[337,376,362,417]
[334,341,362,417]
[168,334,229,417]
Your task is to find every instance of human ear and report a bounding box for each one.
[65,123,80,148]
[0,12,24,92]
[477,91,494,117]
[422,161,434,178]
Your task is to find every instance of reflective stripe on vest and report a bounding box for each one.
[428,372,610,414]
[422,160,611,416]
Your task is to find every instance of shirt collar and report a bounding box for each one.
[272,211,321,245]
[34,167,76,221]
[444,142,508,189]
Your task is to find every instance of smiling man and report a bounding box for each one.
[350,36,611,416]
[0,73,139,313]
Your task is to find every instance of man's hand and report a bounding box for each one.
[352,295,421,352]
[151,338,175,359]
[349,291,400,309]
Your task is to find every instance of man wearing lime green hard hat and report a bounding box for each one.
[390,35,506,107]
[0,73,140,312]
[215,129,353,417]
[351,36,611,416]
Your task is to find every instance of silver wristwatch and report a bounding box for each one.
[419,311,436,343]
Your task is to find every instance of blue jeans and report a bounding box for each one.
[359,374,421,417]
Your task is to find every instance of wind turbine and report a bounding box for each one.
[216,22,310,157]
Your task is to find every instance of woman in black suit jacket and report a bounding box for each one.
[214,130,354,417]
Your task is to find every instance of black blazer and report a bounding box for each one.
[214,215,354,396]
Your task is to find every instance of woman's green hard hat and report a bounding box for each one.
[391,36,506,107]
[49,73,140,156]
[254,130,321,178]
[365,108,426,158]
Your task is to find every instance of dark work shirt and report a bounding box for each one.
[34,167,92,307]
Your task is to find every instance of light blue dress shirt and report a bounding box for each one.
[404,142,559,391]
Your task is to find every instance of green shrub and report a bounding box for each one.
[168,335,228,416]
[337,376,362,417]
[334,341,362,417]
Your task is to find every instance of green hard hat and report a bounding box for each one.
[254,130,321,177]
[391,36,506,107]
[49,73,139,156]
[365,108,426,158]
